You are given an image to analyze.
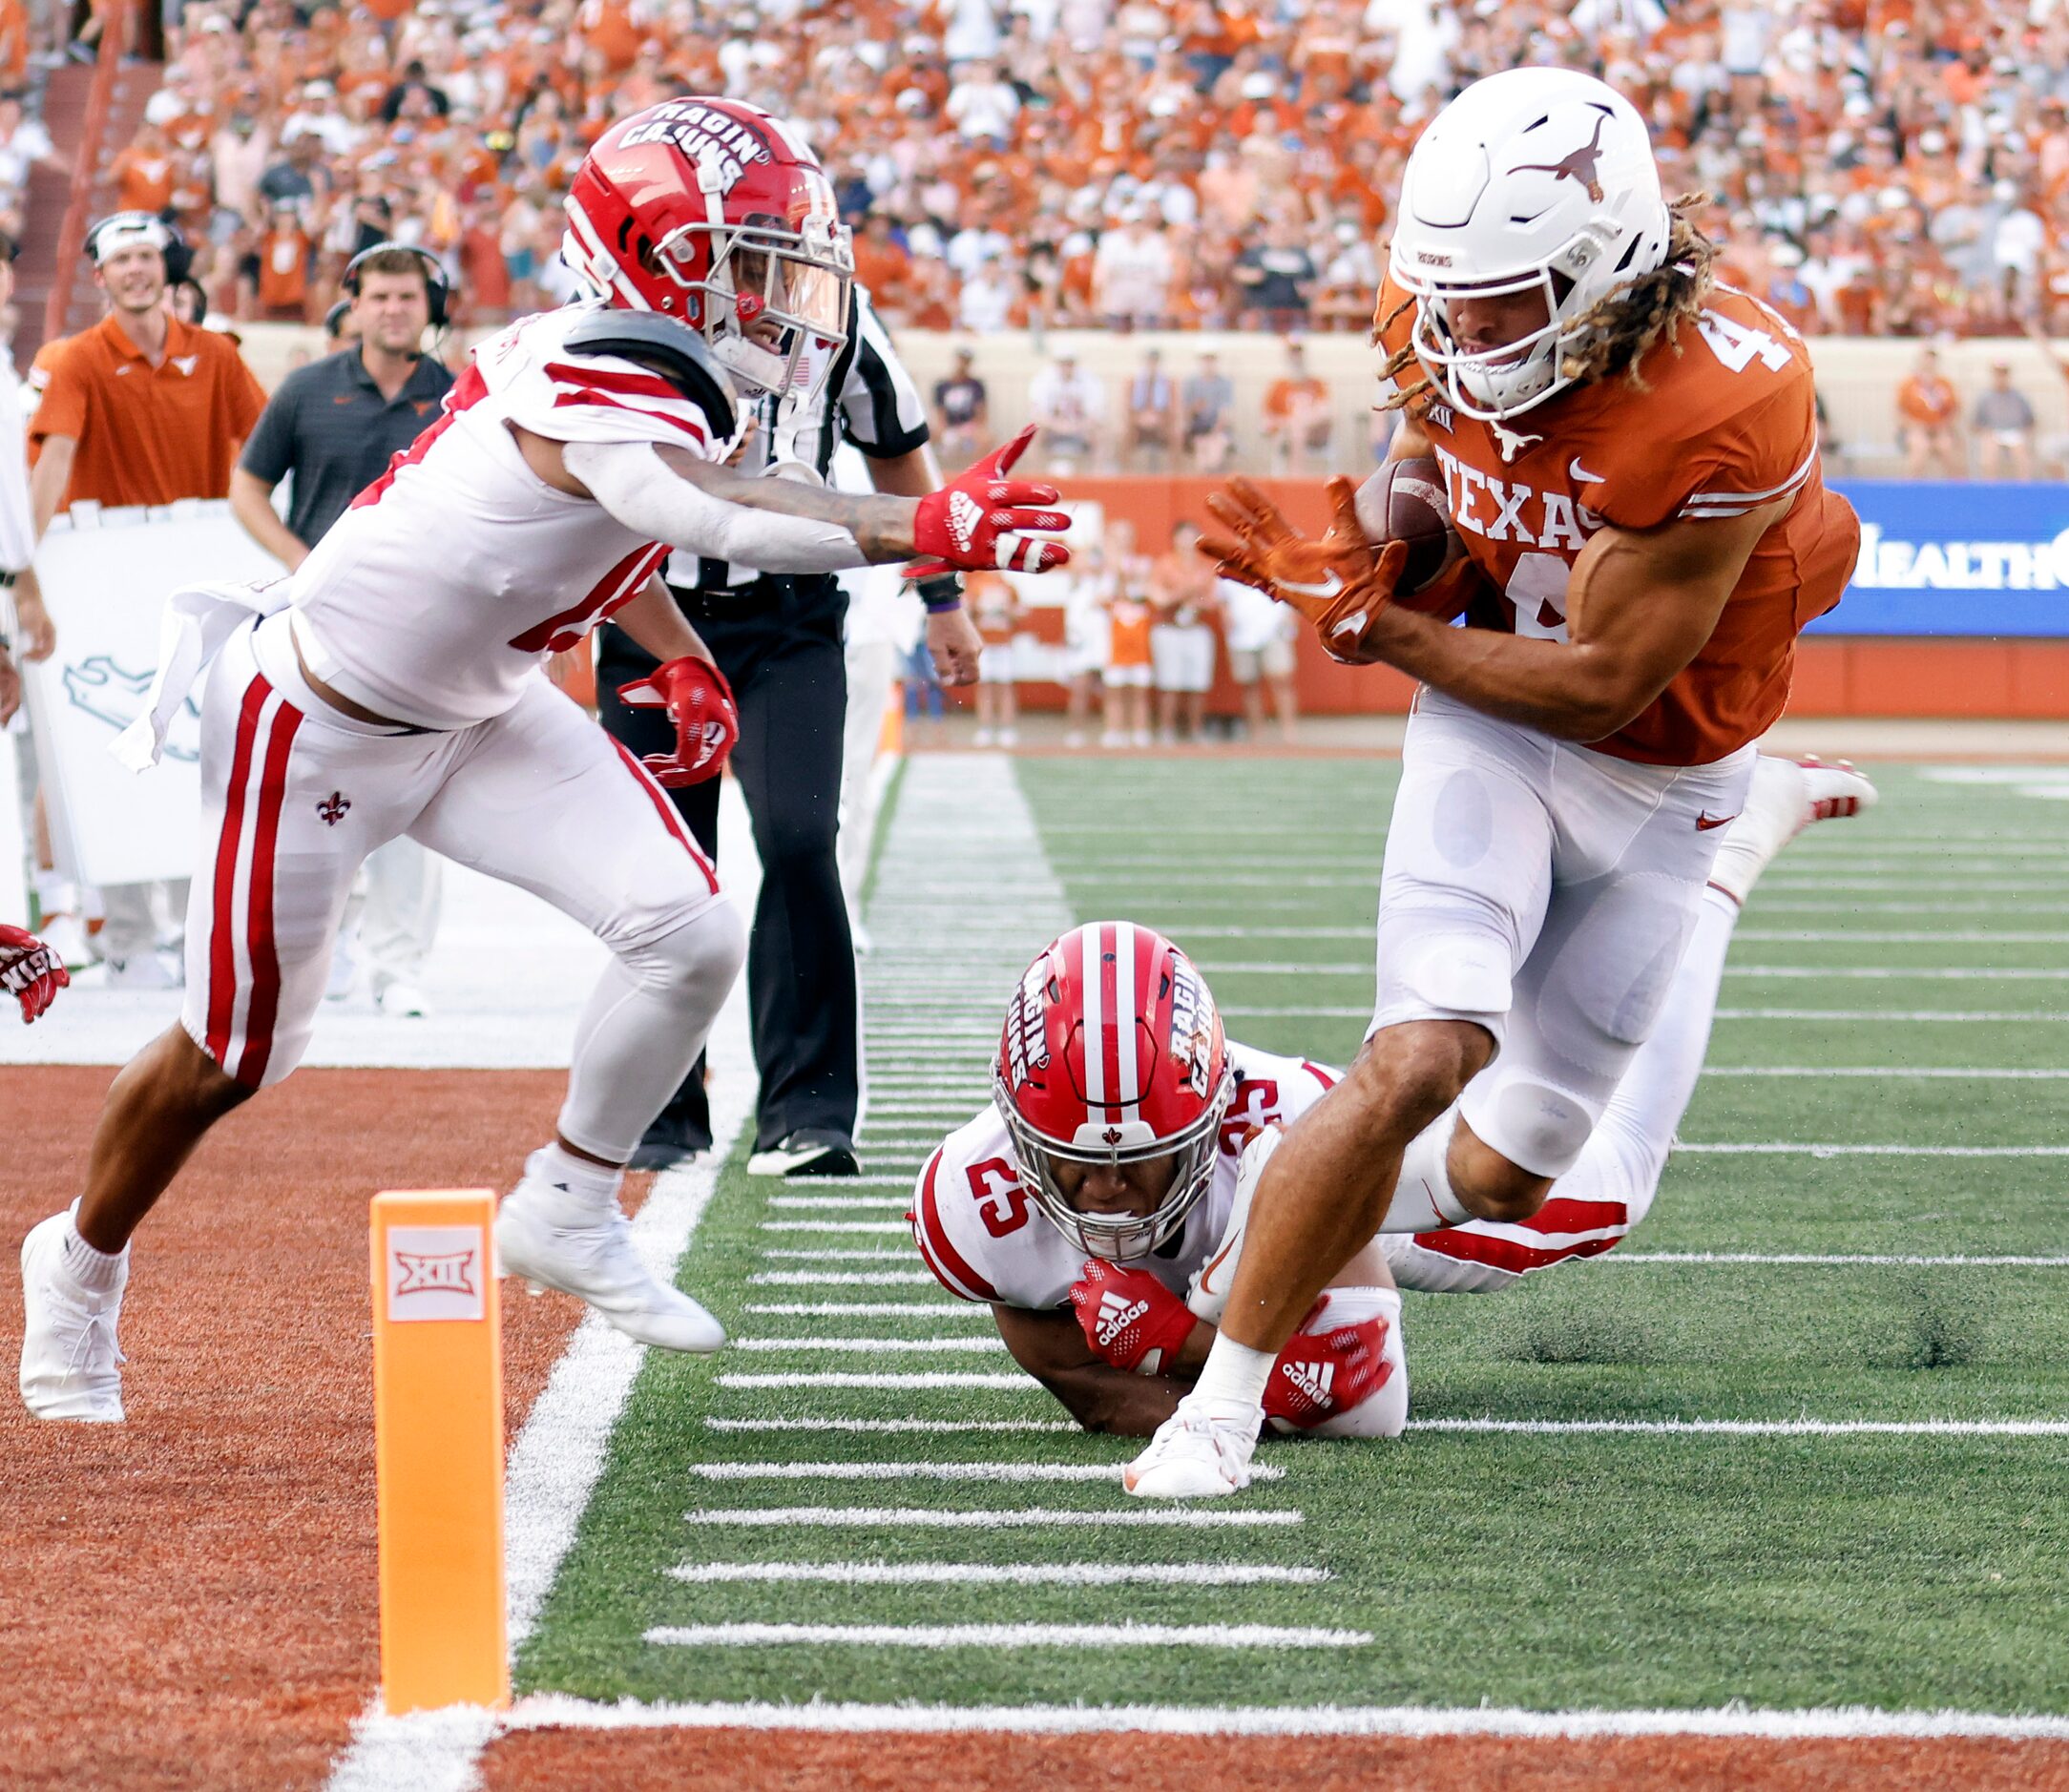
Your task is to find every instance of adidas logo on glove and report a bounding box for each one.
[1279,1358,1335,1410]
[946,490,984,554]
[1096,1289,1151,1348]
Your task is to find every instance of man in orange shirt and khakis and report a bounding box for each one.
[28,211,265,987]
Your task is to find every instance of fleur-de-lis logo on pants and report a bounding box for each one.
[317,791,351,827]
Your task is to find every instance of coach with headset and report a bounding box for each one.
[230,242,454,1015]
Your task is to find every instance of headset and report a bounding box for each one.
[341,240,451,331]
[84,211,193,286]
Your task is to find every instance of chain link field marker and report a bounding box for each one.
[369,1190,510,1715]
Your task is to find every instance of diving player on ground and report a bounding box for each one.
[1135,66,1870,1492]
[19,98,1073,1424]
[913,756,1870,1437]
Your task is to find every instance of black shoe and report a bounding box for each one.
[746,1129,862,1177]
[627,1113,713,1172]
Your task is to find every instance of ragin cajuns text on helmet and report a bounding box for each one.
[562,97,853,400]
[993,922,1235,1261]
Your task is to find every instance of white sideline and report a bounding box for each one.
[642,1622,1370,1650]
[666,1562,1332,1587]
[491,1697,2069,1742]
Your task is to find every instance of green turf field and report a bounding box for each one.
[516,755,2069,1717]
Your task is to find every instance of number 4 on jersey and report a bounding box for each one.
[1695,309,1791,375]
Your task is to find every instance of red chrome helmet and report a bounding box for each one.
[994,922,1235,1262]
[562,98,852,397]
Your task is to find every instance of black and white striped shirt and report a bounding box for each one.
[670,285,930,594]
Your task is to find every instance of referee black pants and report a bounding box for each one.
[595,574,857,1154]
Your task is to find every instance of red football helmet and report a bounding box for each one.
[994,922,1235,1261]
[562,98,853,398]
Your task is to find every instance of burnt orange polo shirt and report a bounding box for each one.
[30,311,266,511]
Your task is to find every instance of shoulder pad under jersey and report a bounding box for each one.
[559,311,738,441]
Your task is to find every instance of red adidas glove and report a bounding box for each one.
[617,655,739,787]
[1,923,70,1026]
[1261,1292,1396,1428]
[909,426,1073,578]
[1069,1258,1197,1376]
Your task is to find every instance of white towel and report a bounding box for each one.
[110,578,290,772]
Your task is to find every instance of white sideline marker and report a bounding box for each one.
[683,1460,1284,1484]
[763,1248,913,1261]
[768,1196,914,1211]
[682,1506,1304,1529]
[748,1271,938,1286]
[760,1220,913,1234]
[666,1562,1331,1587]
[643,1621,1369,1650]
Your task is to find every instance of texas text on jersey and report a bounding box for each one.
[1375,276,1860,767]
[286,300,738,732]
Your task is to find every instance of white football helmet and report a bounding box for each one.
[1388,68,1670,424]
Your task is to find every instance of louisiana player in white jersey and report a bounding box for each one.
[913,760,1870,1438]
[19,98,1074,1425]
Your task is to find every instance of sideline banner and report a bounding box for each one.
[24,501,282,887]
[1820,481,2069,636]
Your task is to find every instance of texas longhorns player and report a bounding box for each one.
[19,98,1072,1424]
[1135,66,1870,1494]
[915,763,1867,1436]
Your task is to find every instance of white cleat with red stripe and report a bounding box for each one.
[1123,1396,1261,1499]
[1705,753,1877,910]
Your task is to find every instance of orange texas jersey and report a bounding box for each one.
[1374,278,1861,767]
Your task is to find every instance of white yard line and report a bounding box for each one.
[642,1621,1369,1649]
[768,1195,919,1211]
[1410,1417,2069,1438]
[1606,1251,2069,1267]
[1703,1066,2069,1079]
[1199,960,2069,980]
[679,1506,1306,1529]
[1674,1143,2069,1157]
[682,1460,1283,1484]
[1228,1005,2069,1023]
[760,1220,914,1234]
[706,1417,1076,1436]
[665,1562,1331,1587]
[733,1336,1009,1353]
[743,1302,983,1319]
[712,1372,1082,1391]
[748,1271,939,1286]
[492,1698,2069,1742]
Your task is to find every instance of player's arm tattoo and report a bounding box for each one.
[655,445,918,561]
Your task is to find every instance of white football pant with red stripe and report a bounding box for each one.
[1383,884,1740,1293]
[180,615,744,1159]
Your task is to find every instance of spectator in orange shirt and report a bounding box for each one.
[1262,340,1331,472]
[108,119,178,215]
[29,212,265,987]
[1895,345,1961,478]
[1101,520,1156,749]
[851,213,913,323]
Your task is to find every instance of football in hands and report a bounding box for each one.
[1352,457,1467,609]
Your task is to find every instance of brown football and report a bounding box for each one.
[1353,457,1463,602]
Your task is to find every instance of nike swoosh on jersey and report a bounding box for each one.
[1569,457,1606,482]
[1278,572,1343,601]
[1694,810,1739,831]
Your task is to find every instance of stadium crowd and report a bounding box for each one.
[38,0,2069,341]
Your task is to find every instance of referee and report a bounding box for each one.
[229,243,454,1016]
[597,285,980,1176]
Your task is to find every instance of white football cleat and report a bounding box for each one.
[1706,753,1877,909]
[1123,1395,1261,1499]
[20,1206,128,1423]
[374,980,429,1018]
[494,1152,724,1354]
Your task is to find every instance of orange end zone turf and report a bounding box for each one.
[371,1189,509,1715]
